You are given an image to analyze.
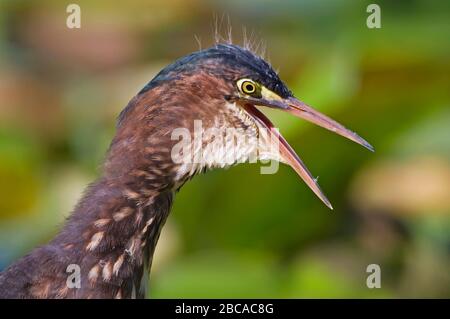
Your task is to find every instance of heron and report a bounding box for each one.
[0,43,372,298]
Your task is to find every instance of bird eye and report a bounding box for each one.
[237,79,260,97]
[242,81,256,94]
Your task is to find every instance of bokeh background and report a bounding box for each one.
[0,0,449,298]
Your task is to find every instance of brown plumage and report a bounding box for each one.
[0,44,372,298]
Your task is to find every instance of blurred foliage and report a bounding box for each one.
[0,0,449,298]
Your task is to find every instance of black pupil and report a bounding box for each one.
[244,83,254,92]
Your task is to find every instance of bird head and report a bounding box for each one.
[114,44,373,209]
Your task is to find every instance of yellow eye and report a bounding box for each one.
[237,79,261,97]
[241,81,256,94]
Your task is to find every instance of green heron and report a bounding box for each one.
[0,43,372,298]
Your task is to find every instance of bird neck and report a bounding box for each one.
[51,92,187,298]
[53,171,174,298]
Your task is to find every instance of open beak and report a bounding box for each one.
[237,96,374,209]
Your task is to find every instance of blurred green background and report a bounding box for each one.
[0,0,449,298]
